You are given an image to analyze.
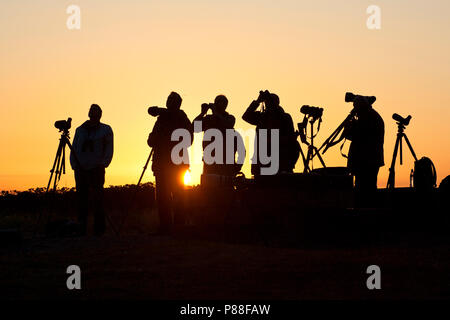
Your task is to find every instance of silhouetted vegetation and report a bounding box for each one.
[0,183,155,231]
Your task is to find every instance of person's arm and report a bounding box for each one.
[147,119,162,148]
[102,125,114,168]
[193,104,210,132]
[242,100,261,125]
[70,128,80,170]
[183,113,194,146]
[342,118,357,141]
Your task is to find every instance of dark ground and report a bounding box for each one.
[1,186,449,300]
[1,229,450,300]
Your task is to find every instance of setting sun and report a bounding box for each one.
[183,169,192,186]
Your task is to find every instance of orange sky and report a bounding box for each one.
[1,0,449,191]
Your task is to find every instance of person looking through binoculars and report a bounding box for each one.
[242,90,300,176]
[193,95,244,177]
[70,104,114,236]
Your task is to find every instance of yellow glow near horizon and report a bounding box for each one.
[1,1,450,191]
[183,170,192,186]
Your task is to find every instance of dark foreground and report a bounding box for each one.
[1,184,450,300]
[1,229,450,300]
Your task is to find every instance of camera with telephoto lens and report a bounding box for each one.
[392,113,412,126]
[148,106,167,117]
[345,92,376,105]
[300,105,323,120]
[54,118,72,131]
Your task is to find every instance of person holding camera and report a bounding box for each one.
[242,90,300,176]
[147,92,193,235]
[70,104,114,236]
[344,95,384,193]
[193,95,244,177]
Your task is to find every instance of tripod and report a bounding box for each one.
[386,121,417,189]
[298,116,326,173]
[318,111,355,155]
[47,128,73,192]
[118,148,154,234]
[35,126,75,236]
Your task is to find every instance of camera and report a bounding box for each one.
[345,92,376,105]
[392,113,412,126]
[148,106,167,117]
[54,118,72,131]
[300,105,323,120]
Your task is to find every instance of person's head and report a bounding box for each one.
[213,95,228,114]
[265,93,280,111]
[353,95,372,115]
[88,104,102,124]
[166,92,182,111]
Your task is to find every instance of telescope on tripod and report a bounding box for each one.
[47,118,76,192]
[297,105,326,173]
[386,113,417,189]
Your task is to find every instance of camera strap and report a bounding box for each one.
[340,138,349,159]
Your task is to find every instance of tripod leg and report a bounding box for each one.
[137,149,153,187]
[305,147,313,172]
[403,134,418,161]
[62,142,66,175]
[315,148,326,168]
[53,143,64,192]
[400,135,403,165]
[298,144,309,173]
[47,139,64,192]
[387,134,401,189]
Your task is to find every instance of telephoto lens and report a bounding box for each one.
[148,106,166,117]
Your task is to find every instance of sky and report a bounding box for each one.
[1,0,449,190]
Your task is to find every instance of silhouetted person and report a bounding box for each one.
[70,104,114,236]
[148,92,193,234]
[344,95,384,196]
[242,91,300,176]
[194,95,244,177]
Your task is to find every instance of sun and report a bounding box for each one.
[183,169,192,186]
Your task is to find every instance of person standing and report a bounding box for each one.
[242,90,300,176]
[147,92,193,234]
[70,104,114,236]
[194,95,244,177]
[344,95,384,207]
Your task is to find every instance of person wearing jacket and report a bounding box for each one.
[193,95,244,177]
[242,91,300,176]
[147,92,193,234]
[70,104,114,236]
[344,95,384,191]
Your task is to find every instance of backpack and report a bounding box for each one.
[413,157,437,190]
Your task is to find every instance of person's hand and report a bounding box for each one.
[256,91,264,104]
[201,103,209,114]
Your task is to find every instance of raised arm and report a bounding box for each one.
[242,100,261,126]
